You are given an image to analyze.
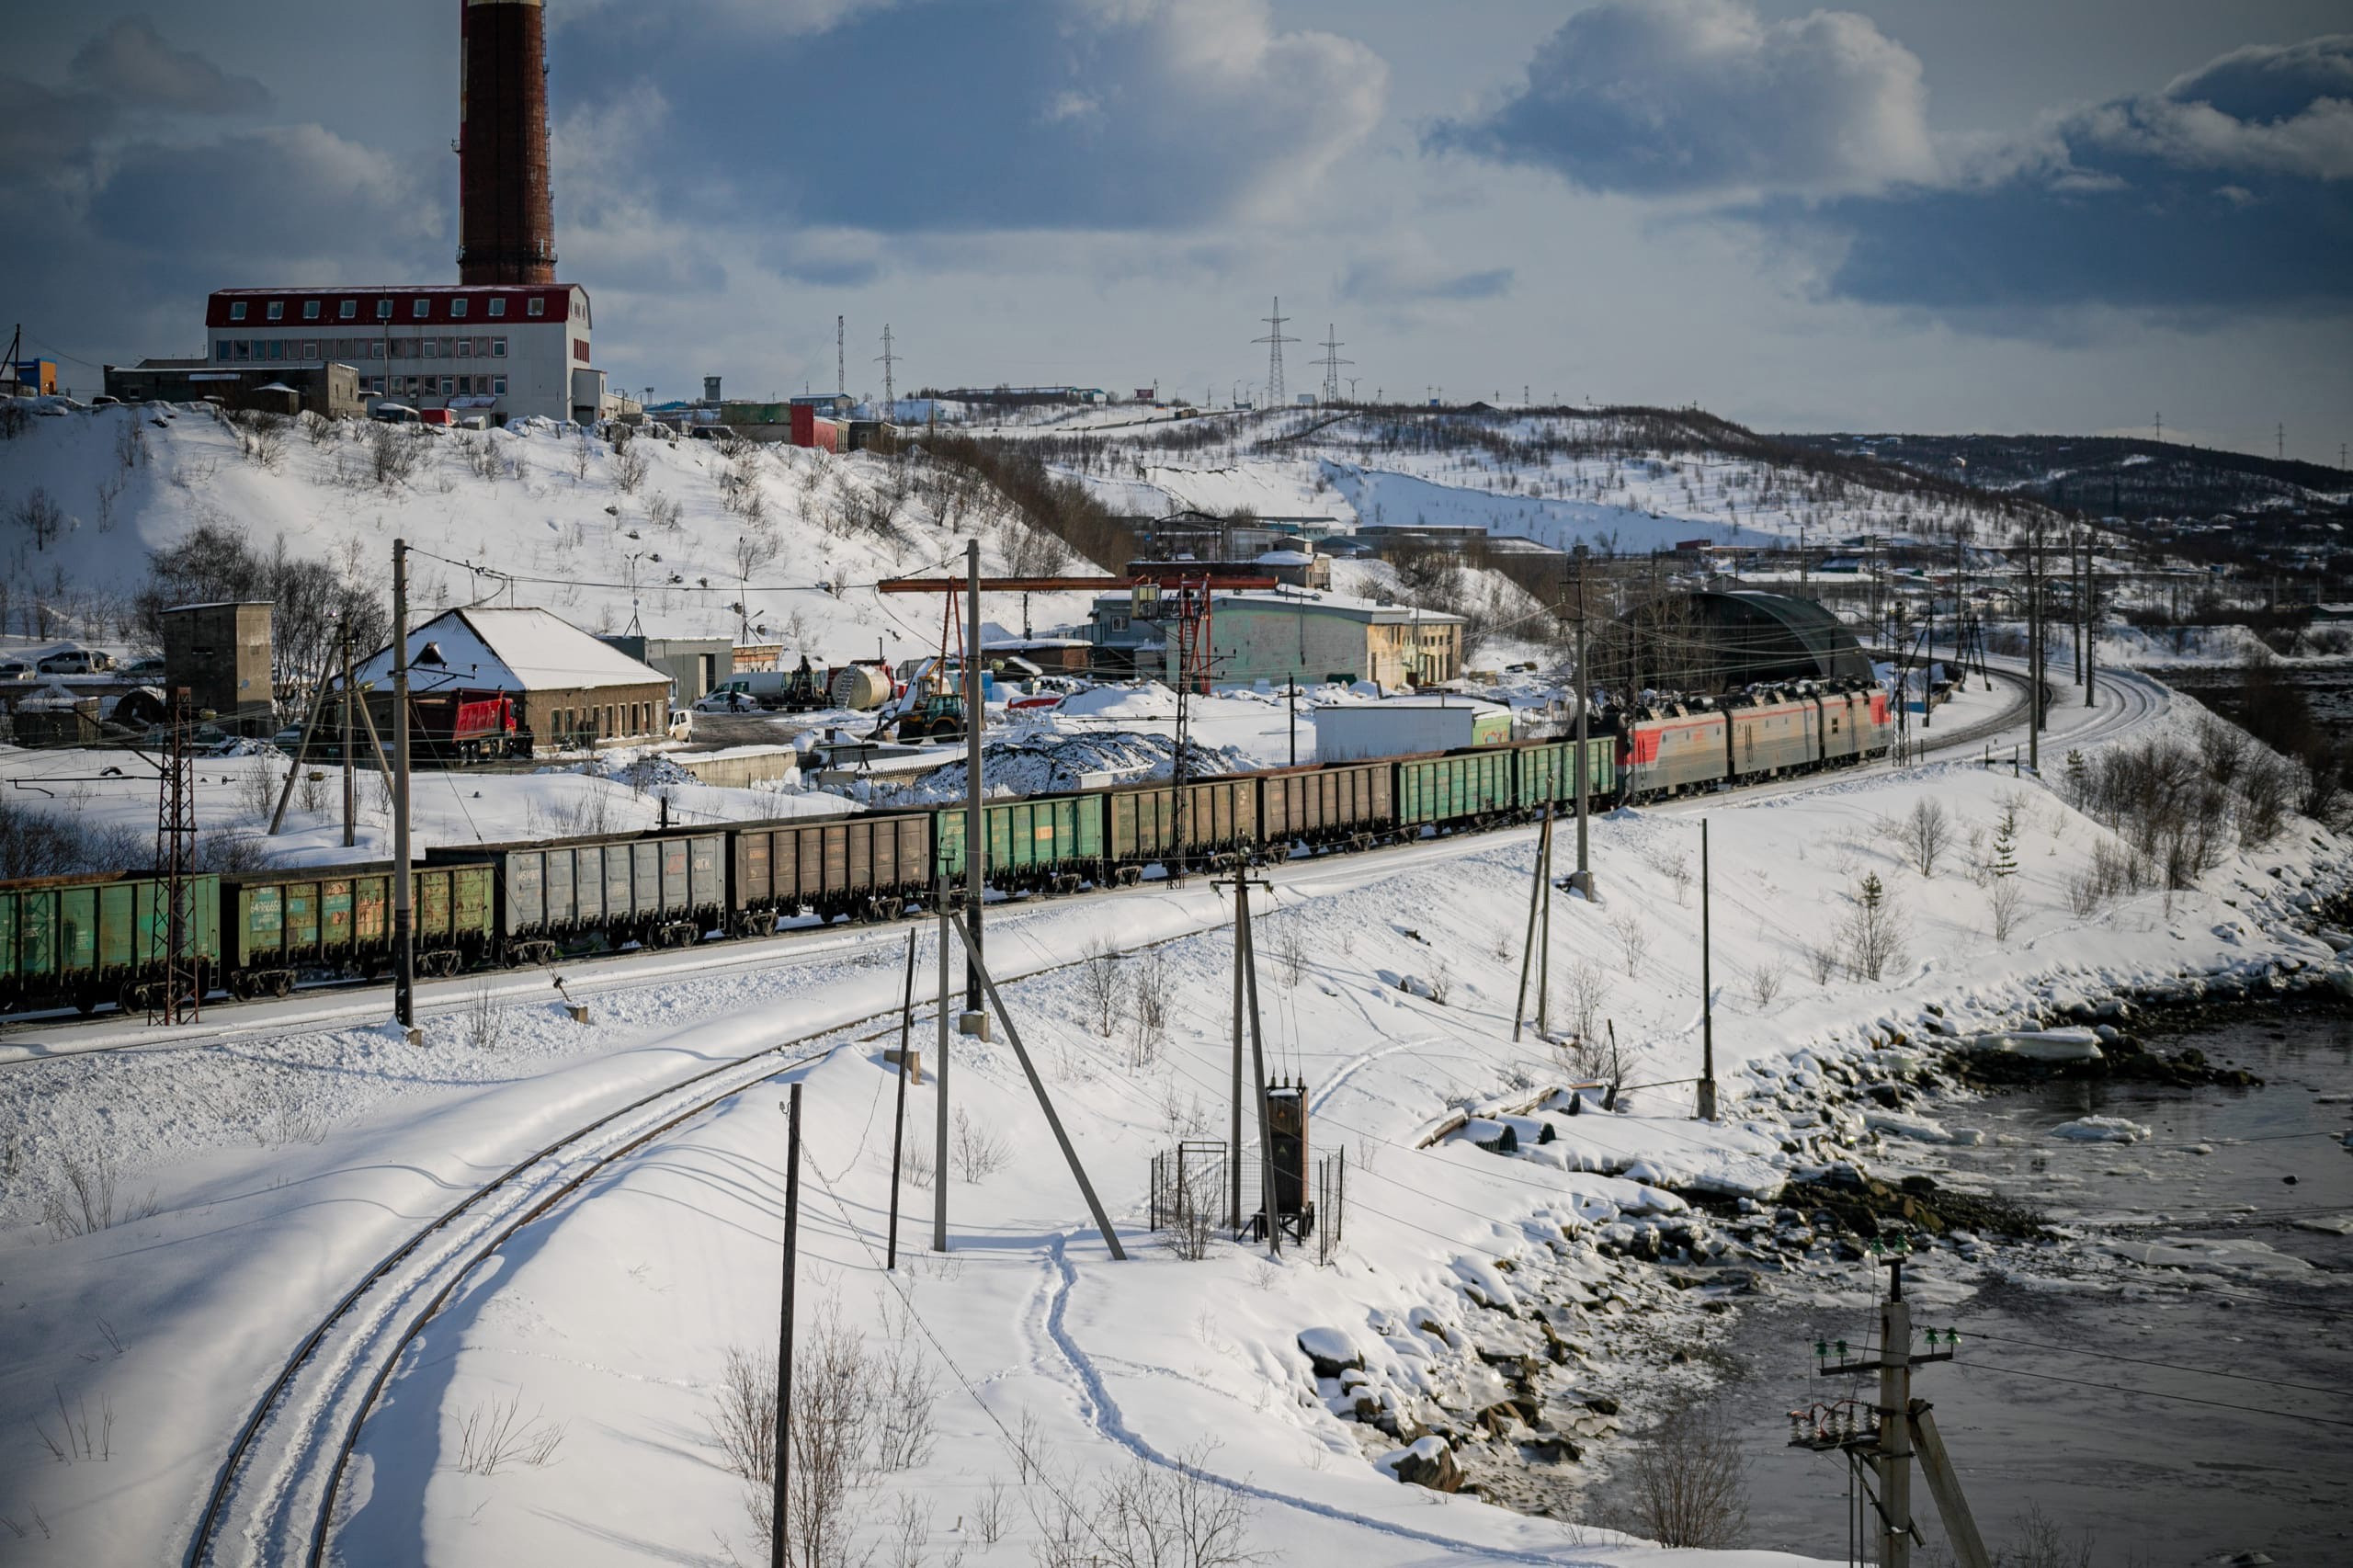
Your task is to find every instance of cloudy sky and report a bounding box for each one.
[5,1,2347,459]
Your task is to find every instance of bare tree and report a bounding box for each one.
[1840,873,1908,983]
[1609,911,1651,979]
[1029,1445,1266,1568]
[1904,798,1951,878]
[1603,1400,1749,1549]
[612,441,650,494]
[1080,937,1127,1036]
[11,487,64,551]
[1563,957,1612,1047]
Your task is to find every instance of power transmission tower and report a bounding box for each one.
[2153,412,2161,444]
[153,687,200,1025]
[875,324,898,409]
[2277,423,2285,461]
[1313,324,1351,404]
[836,313,846,398]
[1254,297,1296,407]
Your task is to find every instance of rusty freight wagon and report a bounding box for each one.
[732,813,931,928]
[1107,776,1258,880]
[430,832,726,962]
[1257,761,1392,857]
[0,870,221,1014]
[222,863,494,994]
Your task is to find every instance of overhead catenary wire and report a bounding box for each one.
[1951,1358,2353,1430]
[1952,1328,2347,1398]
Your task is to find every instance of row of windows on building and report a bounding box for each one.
[227,295,546,324]
[550,700,663,742]
[215,336,512,365]
[358,374,507,398]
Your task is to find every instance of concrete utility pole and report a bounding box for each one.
[340,624,356,848]
[2024,536,2041,776]
[1698,818,1717,1121]
[961,538,988,1038]
[1512,801,1555,1043]
[392,538,416,1036]
[1569,545,1594,898]
[1878,1260,1915,1568]
[2084,535,2097,709]
[932,904,951,1252]
[1229,878,1247,1231]
[770,1080,801,1568]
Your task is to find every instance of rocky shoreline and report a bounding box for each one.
[1298,928,2353,1522]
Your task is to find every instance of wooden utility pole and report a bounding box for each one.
[770,1081,802,1568]
[1238,891,1279,1259]
[885,928,916,1269]
[2024,533,2041,776]
[1535,810,1554,1034]
[392,538,416,1034]
[2083,532,2097,709]
[948,910,1126,1259]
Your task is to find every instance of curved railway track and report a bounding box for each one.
[184,1010,887,1567]
[171,658,2177,1563]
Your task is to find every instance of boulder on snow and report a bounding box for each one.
[1381,1435,1463,1493]
[1296,1326,1363,1378]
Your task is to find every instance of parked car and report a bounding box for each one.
[37,648,111,676]
[694,687,758,714]
[119,655,166,678]
[0,659,34,680]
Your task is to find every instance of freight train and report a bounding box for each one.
[0,680,1889,1016]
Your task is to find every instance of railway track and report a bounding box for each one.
[184,1011,879,1567]
[167,659,2177,1563]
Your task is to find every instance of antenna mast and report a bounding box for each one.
[836,314,847,399]
[1253,297,1297,408]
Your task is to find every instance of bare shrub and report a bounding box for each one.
[2001,1502,2096,1568]
[1267,915,1310,989]
[612,441,649,494]
[2238,752,2293,848]
[1160,1153,1219,1262]
[952,1107,1010,1183]
[236,760,278,824]
[1080,937,1127,1036]
[1990,875,2025,943]
[884,1492,931,1568]
[1609,911,1651,979]
[13,486,66,550]
[1904,798,1951,878]
[974,1475,1008,1545]
[1562,1021,1638,1096]
[895,1138,935,1190]
[453,1387,566,1474]
[1028,1444,1265,1568]
[31,1385,112,1463]
[1744,961,1784,1009]
[870,1292,939,1472]
[231,411,288,471]
[1130,947,1171,1063]
[706,1345,777,1500]
[783,1306,876,1568]
[40,1150,155,1240]
[369,424,420,487]
[1839,873,1907,983]
[1602,1400,1748,1549]
[465,982,506,1050]
[1563,957,1612,1046]
[297,766,329,816]
[646,492,682,531]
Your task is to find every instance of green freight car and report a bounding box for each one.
[223,863,494,995]
[0,871,221,1014]
[1515,737,1616,814]
[1396,748,1517,830]
[933,794,1104,895]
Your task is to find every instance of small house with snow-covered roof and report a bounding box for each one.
[349,606,672,754]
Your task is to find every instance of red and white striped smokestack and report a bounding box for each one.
[458,0,556,285]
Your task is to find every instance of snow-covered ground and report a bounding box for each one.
[0,402,1097,661]
[4,665,2347,1566]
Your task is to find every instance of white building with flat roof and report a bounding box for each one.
[205,283,610,424]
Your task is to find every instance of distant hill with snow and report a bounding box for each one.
[0,403,1099,664]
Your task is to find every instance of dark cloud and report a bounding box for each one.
[1425,0,1936,196]
[550,0,1382,233]
[71,16,270,116]
[1773,34,2353,314]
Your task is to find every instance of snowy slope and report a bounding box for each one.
[4,666,2347,1566]
[0,403,1100,661]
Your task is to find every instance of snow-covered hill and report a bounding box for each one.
[0,403,1100,661]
